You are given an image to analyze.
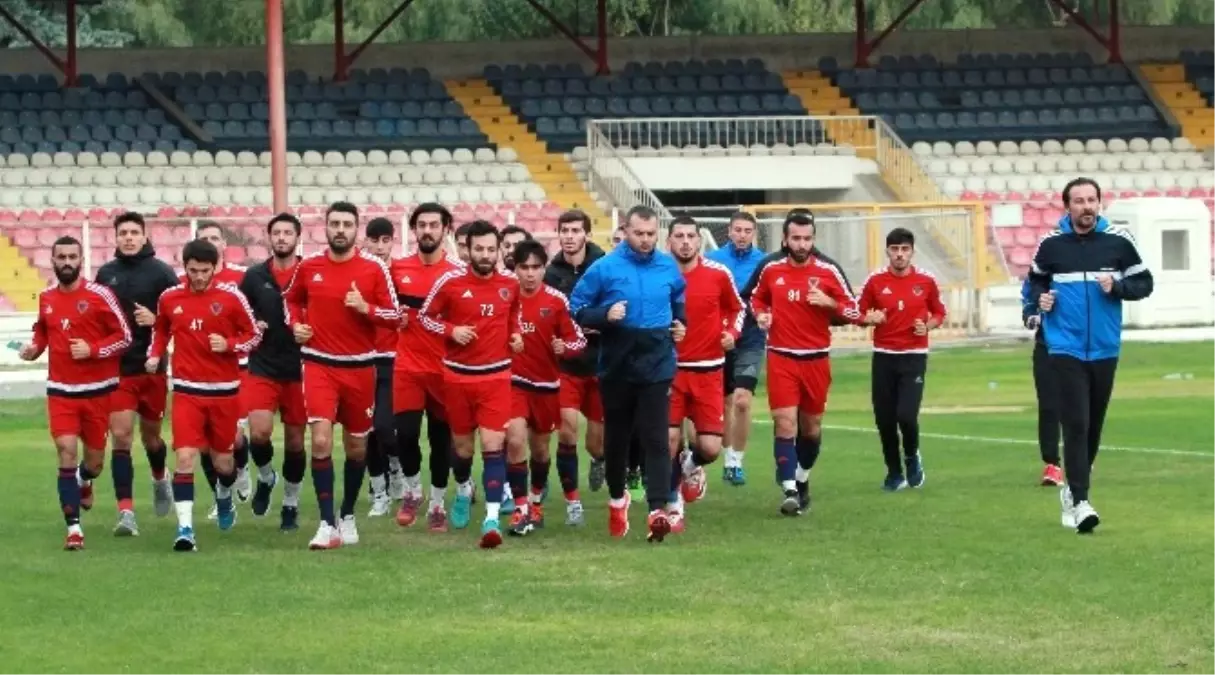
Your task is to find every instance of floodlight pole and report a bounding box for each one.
[333,0,416,81]
[1045,0,1123,63]
[853,0,931,68]
[267,0,288,212]
[0,0,78,86]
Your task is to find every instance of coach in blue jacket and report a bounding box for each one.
[1028,177,1153,534]
[570,205,687,540]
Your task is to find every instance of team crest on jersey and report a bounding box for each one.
[44,305,53,315]
[76,300,89,314]
[210,302,223,316]
[498,288,511,301]
[807,277,820,290]
[539,307,551,318]
[912,285,923,296]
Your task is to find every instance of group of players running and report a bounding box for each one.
[24,200,947,551]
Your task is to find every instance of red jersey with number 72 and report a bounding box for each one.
[418,267,521,381]
[677,257,745,368]
[750,257,860,355]
[391,252,464,374]
[857,265,947,354]
[511,285,586,390]
[282,249,401,368]
[31,281,132,397]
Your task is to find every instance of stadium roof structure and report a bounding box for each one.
[0,0,1129,212]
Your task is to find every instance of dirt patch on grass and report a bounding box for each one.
[921,405,1027,415]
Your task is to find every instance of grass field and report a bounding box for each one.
[1,341,1211,673]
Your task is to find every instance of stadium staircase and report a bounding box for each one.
[0,239,44,312]
[446,79,611,230]
[781,69,1004,279]
[1139,64,1214,149]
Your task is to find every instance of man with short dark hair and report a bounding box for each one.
[21,236,132,549]
[570,204,687,543]
[362,216,400,517]
[543,209,608,499]
[95,211,180,525]
[499,225,533,270]
[418,220,523,548]
[857,227,947,491]
[392,203,462,532]
[505,239,587,534]
[1028,177,1153,533]
[238,213,308,529]
[454,222,474,263]
[147,239,261,551]
[706,211,767,486]
[284,201,401,549]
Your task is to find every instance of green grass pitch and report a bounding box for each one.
[0,341,1211,673]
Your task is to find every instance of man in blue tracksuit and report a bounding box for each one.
[706,211,768,486]
[1028,178,1153,534]
[570,205,687,543]
[1021,265,1063,487]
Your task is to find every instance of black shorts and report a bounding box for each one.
[723,347,763,395]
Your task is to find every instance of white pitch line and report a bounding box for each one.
[750,419,1211,458]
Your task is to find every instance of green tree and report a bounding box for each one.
[0,0,133,48]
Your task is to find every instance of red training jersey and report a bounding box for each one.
[418,267,521,381]
[30,281,132,397]
[149,281,261,396]
[282,249,400,368]
[511,284,586,391]
[750,256,860,356]
[858,265,947,354]
[677,257,745,369]
[391,251,464,373]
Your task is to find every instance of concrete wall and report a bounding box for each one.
[0,26,1209,80]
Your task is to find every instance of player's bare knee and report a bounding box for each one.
[772,411,797,438]
[732,392,753,415]
[697,435,723,460]
[211,451,235,473]
[83,447,105,473]
[479,429,507,452]
[342,432,368,461]
[799,415,823,440]
[452,434,475,458]
[54,439,78,466]
[175,449,198,473]
[528,434,551,463]
[506,424,528,463]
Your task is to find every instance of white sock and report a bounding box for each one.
[68,523,83,535]
[175,500,193,529]
[502,484,513,502]
[283,481,301,507]
[405,474,423,492]
[216,481,231,500]
[429,485,446,508]
[456,480,474,498]
[722,446,737,468]
[76,467,87,487]
[257,464,275,483]
[780,479,796,491]
[735,449,745,466]
[795,466,810,483]
[529,490,544,505]
[681,453,697,476]
[486,501,501,521]
[370,475,387,495]
[388,457,402,473]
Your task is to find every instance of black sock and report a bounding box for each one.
[57,467,81,526]
[427,416,452,488]
[452,453,473,486]
[339,458,365,518]
[172,470,194,505]
[395,411,424,477]
[556,443,578,495]
[217,465,236,489]
[145,440,167,480]
[234,434,249,470]
[311,456,335,525]
[250,439,274,470]
[281,450,306,484]
[200,453,218,493]
[795,435,821,474]
[507,461,528,504]
[529,458,551,498]
[111,447,134,507]
[77,461,99,482]
[366,431,387,479]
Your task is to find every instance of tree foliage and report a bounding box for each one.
[5,0,1211,50]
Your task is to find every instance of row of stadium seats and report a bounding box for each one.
[515,94,804,119]
[2,200,565,223]
[1183,51,1215,107]
[888,107,1164,141]
[0,88,149,111]
[816,51,1100,74]
[0,107,168,128]
[141,68,437,88]
[0,147,523,168]
[837,65,1134,90]
[912,136,1197,155]
[208,117,484,143]
[486,59,766,82]
[498,73,789,97]
[0,139,197,157]
[182,100,465,122]
[1,124,184,145]
[172,80,452,105]
[0,164,535,189]
[859,85,1148,110]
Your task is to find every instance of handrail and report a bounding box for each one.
[585,121,674,226]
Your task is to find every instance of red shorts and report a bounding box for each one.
[302,362,375,436]
[511,384,561,434]
[111,373,168,421]
[558,373,604,423]
[242,373,307,426]
[669,367,725,435]
[171,392,240,453]
[445,375,512,436]
[766,352,832,416]
[393,369,445,418]
[47,394,111,449]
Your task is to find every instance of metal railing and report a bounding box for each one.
[584,122,675,227]
[587,115,880,153]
